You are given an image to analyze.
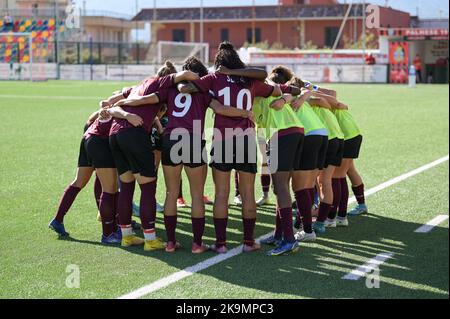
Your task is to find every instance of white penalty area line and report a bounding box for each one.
[118,154,449,299]
[0,94,102,100]
[414,215,449,233]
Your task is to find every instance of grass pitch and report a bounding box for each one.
[0,81,448,299]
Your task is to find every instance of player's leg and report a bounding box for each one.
[233,171,242,206]
[211,168,231,253]
[238,171,261,252]
[332,159,352,227]
[49,166,94,236]
[347,161,368,216]
[162,164,183,252]
[185,164,209,253]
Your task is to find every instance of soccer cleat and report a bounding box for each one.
[114,228,122,240]
[48,219,69,237]
[295,230,317,242]
[324,218,337,228]
[156,202,165,213]
[192,243,210,254]
[165,241,181,253]
[243,242,261,253]
[267,241,300,256]
[121,235,145,247]
[203,195,213,205]
[348,204,368,216]
[144,237,166,251]
[256,196,270,207]
[337,217,349,227]
[260,235,282,246]
[177,198,188,208]
[233,195,242,206]
[132,202,140,217]
[313,221,326,234]
[101,233,121,244]
[210,244,228,254]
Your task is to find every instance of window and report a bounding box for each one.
[246,28,261,43]
[172,29,186,42]
[325,27,339,48]
[221,28,229,42]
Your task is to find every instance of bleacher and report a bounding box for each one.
[134,4,364,22]
[0,18,65,63]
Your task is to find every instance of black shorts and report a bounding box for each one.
[317,136,329,170]
[85,135,116,169]
[325,138,344,168]
[343,135,363,159]
[162,133,207,168]
[268,132,304,173]
[109,127,156,178]
[210,134,258,174]
[78,138,92,168]
[296,135,328,171]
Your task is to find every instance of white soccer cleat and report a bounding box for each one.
[337,217,349,227]
[256,196,270,206]
[295,230,317,242]
[324,218,337,228]
[233,195,243,206]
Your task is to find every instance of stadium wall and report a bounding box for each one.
[0,62,388,83]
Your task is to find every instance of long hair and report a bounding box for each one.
[268,65,294,84]
[157,60,177,77]
[182,56,209,78]
[214,42,251,87]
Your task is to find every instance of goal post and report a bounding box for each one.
[157,41,209,65]
[0,32,34,81]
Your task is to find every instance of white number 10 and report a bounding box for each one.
[173,93,192,118]
[218,87,252,111]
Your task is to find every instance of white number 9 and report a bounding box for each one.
[173,93,192,118]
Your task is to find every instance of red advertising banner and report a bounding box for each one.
[389,41,409,84]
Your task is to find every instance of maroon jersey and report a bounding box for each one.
[193,73,274,138]
[110,74,175,136]
[84,117,112,139]
[157,88,212,137]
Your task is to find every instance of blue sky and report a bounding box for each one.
[75,0,449,19]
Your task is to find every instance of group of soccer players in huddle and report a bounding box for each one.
[49,41,368,256]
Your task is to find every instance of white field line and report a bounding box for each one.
[0,94,102,100]
[118,155,449,299]
[414,215,449,233]
[342,252,394,280]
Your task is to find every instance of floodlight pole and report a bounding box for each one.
[200,0,204,44]
[362,0,367,83]
[252,0,256,45]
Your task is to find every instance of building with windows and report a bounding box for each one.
[134,0,411,60]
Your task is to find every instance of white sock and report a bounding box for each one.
[144,228,156,241]
[120,225,133,237]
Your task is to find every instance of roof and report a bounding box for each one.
[133,4,367,22]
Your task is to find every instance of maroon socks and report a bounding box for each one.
[317,202,332,223]
[352,184,365,205]
[118,181,135,226]
[279,207,295,243]
[243,218,256,246]
[214,218,228,248]
[99,192,116,236]
[192,217,206,246]
[139,181,157,230]
[338,178,349,218]
[164,215,178,243]
[328,178,342,220]
[274,208,282,239]
[94,176,102,210]
[261,174,271,194]
[54,185,81,223]
[295,189,313,233]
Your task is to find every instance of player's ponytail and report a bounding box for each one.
[268,65,294,84]
[157,60,177,77]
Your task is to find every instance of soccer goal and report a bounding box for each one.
[157,41,209,65]
[0,32,34,81]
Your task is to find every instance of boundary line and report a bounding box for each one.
[342,252,394,281]
[414,215,449,233]
[118,155,449,299]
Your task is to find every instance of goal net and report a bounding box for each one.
[157,41,209,65]
[0,32,53,81]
